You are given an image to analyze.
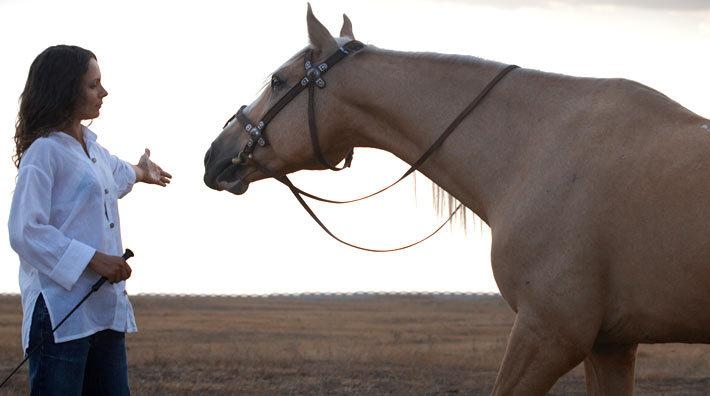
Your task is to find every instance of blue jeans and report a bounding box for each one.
[27,295,130,396]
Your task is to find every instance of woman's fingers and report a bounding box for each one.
[136,148,172,186]
[152,165,172,186]
[88,251,133,283]
[111,268,123,284]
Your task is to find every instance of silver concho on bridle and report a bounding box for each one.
[302,61,328,88]
[232,121,266,165]
[231,119,267,165]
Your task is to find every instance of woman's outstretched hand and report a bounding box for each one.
[133,148,172,186]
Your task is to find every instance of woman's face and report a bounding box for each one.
[74,58,108,121]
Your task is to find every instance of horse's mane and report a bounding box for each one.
[375,46,497,70]
[419,173,479,233]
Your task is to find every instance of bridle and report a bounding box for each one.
[224,39,366,170]
[222,40,519,251]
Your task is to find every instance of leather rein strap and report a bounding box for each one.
[286,63,520,205]
[250,160,464,252]
[251,63,519,252]
[306,50,353,171]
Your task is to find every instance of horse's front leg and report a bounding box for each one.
[490,245,607,395]
[491,310,594,395]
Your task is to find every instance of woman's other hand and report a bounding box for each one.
[88,251,132,283]
[133,148,172,186]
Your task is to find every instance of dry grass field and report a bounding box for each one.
[1,293,710,395]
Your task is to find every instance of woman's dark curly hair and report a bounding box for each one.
[14,45,96,167]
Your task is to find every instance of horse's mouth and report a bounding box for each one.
[217,179,250,195]
[215,165,253,195]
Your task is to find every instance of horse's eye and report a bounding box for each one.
[271,75,283,89]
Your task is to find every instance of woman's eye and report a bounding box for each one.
[271,75,283,89]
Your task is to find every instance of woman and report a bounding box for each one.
[8,45,172,395]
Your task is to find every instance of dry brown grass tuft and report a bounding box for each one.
[1,294,709,395]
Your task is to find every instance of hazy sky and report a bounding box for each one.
[0,0,708,295]
[457,0,710,10]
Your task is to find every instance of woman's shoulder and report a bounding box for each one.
[24,133,66,155]
[20,133,66,169]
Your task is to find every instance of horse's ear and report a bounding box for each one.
[307,3,338,55]
[339,14,354,39]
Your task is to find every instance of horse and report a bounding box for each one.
[203,5,710,395]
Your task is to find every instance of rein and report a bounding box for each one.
[284,63,520,205]
[252,162,465,252]
[224,42,518,251]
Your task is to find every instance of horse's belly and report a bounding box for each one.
[599,311,710,344]
[600,270,710,344]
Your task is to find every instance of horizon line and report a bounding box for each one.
[0,291,501,299]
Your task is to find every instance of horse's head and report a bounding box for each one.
[204,5,362,195]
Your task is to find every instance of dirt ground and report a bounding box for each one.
[1,293,709,395]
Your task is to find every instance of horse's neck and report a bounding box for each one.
[345,48,564,223]
[340,48,703,224]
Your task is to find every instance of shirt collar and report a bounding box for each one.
[51,125,98,146]
[82,125,97,142]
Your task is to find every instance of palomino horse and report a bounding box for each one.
[204,6,710,395]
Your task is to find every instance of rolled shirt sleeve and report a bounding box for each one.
[109,154,136,198]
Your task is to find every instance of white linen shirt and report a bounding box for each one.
[9,127,137,352]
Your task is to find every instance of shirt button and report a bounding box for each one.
[91,158,97,163]
[104,188,109,194]
[123,290,127,295]
[109,223,115,229]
